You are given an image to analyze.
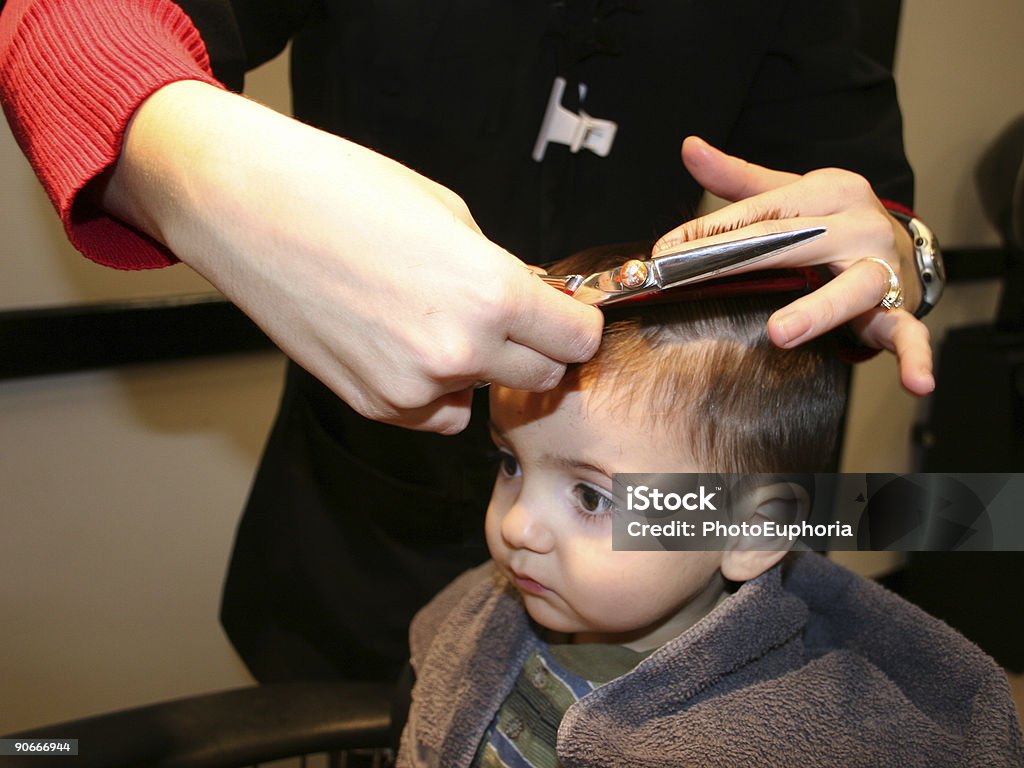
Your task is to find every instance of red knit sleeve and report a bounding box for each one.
[0,0,226,269]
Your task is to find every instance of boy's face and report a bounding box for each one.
[486,382,726,650]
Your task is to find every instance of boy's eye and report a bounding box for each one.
[572,483,614,518]
[497,449,521,478]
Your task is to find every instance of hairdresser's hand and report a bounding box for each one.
[654,136,932,396]
[100,81,601,433]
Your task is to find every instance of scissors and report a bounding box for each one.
[538,227,826,306]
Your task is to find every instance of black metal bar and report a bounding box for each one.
[0,295,277,380]
[943,246,1017,283]
[0,245,1014,383]
[3,681,393,768]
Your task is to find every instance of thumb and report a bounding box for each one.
[681,136,797,202]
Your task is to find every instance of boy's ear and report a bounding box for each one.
[720,482,810,583]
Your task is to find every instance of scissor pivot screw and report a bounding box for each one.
[613,259,649,288]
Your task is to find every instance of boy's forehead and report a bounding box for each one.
[489,384,579,429]
[489,383,696,472]
[490,378,660,429]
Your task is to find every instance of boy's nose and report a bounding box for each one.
[500,498,555,553]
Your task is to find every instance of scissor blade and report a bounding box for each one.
[648,227,826,294]
[554,226,825,306]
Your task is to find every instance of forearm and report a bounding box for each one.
[96,79,354,287]
[96,79,465,292]
[96,80,274,265]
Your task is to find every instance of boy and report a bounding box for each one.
[398,246,1022,767]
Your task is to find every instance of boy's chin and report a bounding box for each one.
[520,594,578,635]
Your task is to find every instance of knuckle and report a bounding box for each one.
[418,331,477,382]
[439,187,472,220]
[349,391,399,424]
[815,168,873,201]
[866,261,891,298]
[576,315,604,359]
[805,167,835,182]
[907,318,931,346]
[535,362,567,392]
[439,409,472,436]
[840,169,873,198]
[370,358,440,412]
[378,379,430,412]
[848,171,874,198]
[807,167,844,185]
[492,271,532,325]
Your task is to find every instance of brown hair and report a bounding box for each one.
[553,243,849,473]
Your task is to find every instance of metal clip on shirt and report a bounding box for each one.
[533,77,618,162]
[538,227,826,306]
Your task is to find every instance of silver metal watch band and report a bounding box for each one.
[890,211,945,319]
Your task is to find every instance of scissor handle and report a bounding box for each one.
[536,274,585,294]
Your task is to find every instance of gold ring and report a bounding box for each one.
[865,257,903,310]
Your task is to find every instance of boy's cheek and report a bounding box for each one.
[483,502,507,557]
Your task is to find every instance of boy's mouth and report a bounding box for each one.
[510,569,548,596]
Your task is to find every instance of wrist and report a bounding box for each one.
[97,80,329,276]
[886,209,946,319]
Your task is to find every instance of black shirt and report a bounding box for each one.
[175,0,914,682]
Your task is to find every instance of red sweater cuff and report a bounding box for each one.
[880,198,916,219]
[0,0,225,269]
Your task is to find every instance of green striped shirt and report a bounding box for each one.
[471,643,649,768]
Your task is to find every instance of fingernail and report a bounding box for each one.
[774,311,812,347]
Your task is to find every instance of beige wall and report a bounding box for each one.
[0,56,292,733]
[841,0,1023,473]
[0,353,283,730]
[2,0,1023,734]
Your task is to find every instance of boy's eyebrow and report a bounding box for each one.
[488,420,613,478]
[542,454,614,479]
